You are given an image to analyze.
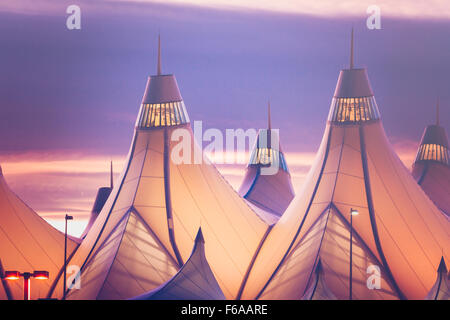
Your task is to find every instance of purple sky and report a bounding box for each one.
[0,1,449,235]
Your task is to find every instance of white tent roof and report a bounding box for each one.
[0,166,79,300]
[132,228,225,300]
[238,33,450,300]
[48,40,269,300]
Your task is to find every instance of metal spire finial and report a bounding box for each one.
[350,27,354,69]
[157,33,162,76]
[436,97,440,126]
[110,160,114,189]
[268,99,271,130]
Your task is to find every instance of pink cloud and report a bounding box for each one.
[2,0,450,20]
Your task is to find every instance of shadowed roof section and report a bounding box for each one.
[0,165,78,300]
[239,101,295,219]
[412,101,450,217]
[412,161,450,218]
[333,68,374,98]
[141,75,182,104]
[239,30,450,300]
[132,228,225,300]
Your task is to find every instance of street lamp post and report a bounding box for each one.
[22,272,31,300]
[3,270,49,300]
[63,214,73,300]
[349,208,359,300]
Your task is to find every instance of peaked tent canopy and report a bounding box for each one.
[239,30,450,300]
[412,101,450,217]
[239,101,295,219]
[425,257,450,300]
[0,166,79,300]
[48,37,269,300]
[132,228,225,300]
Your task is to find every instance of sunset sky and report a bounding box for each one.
[0,0,449,236]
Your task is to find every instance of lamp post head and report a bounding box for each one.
[3,271,20,280]
[65,214,73,221]
[33,270,49,280]
[350,208,359,216]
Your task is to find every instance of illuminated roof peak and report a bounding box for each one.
[138,38,189,128]
[327,30,381,123]
[414,123,449,165]
[334,29,374,98]
[420,125,448,149]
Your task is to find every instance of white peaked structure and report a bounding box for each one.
[425,257,449,300]
[80,162,114,239]
[132,228,225,300]
[48,36,269,300]
[238,30,450,300]
[0,166,79,300]
[412,101,450,217]
[239,102,295,220]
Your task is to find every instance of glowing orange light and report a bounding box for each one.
[4,271,20,280]
[33,271,49,280]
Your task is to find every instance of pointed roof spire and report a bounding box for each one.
[436,97,440,126]
[350,27,354,69]
[110,161,113,189]
[437,256,448,274]
[157,33,162,76]
[425,256,450,300]
[268,99,271,130]
[195,227,205,244]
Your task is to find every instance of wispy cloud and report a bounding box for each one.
[128,0,450,19]
[1,152,126,175]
